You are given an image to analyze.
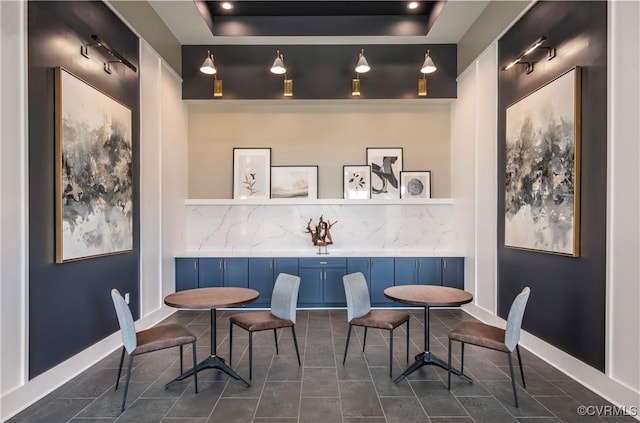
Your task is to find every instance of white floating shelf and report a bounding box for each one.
[185,198,454,206]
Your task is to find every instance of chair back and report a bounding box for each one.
[271,273,301,324]
[111,289,137,354]
[343,272,371,322]
[505,287,531,351]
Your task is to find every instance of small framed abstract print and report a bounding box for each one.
[400,171,431,199]
[233,148,271,199]
[343,165,371,199]
[366,147,403,199]
[271,165,318,199]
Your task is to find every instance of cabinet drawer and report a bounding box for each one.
[299,257,347,268]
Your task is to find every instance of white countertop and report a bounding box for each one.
[176,251,463,258]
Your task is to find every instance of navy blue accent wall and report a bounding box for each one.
[28,1,139,378]
[182,44,456,100]
[497,1,607,370]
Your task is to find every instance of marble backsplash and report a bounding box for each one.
[186,203,453,254]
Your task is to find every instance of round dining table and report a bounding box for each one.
[384,285,473,384]
[164,287,259,388]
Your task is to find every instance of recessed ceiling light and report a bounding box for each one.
[407,2,419,10]
[221,2,233,10]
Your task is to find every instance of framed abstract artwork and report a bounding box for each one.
[366,147,403,199]
[55,67,133,263]
[400,171,431,199]
[233,148,271,199]
[504,67,581,256]
[271,165,318,199]
[343,165,371,199]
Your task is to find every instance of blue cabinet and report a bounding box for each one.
[175,258,248,291]
[394,257,441,286]
[176,256,464,304]
[299,258,347,307]
[175,258,199,291]
[248,258,299,306]
[442,257,464,289]
[347,257,395,306]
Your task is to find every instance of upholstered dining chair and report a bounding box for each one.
[229,273,301,379]
[111,289,198,412]
[342,272,410,377]
[447,286,531,407]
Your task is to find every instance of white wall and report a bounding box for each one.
[0,0,28,402]
[0,11,189,421]
[608,0,640,398]
[453,0,640,411]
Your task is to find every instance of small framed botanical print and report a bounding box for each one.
[271,165,318,199]
[233,148,271,199]
[343,165,371,199]
[400,171,431,199]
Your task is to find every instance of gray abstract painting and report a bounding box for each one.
[504,67,580,256]
[55,68,133,262]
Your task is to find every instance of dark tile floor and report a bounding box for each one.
[9,309,634,423]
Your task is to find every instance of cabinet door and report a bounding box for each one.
[199,258,224,288]
[248,258,274,306]
[394,258,419,285]
[442,257,464,289]
[298,268,323,306]
[273,258,299,278]
[417,257,441,286]
[323,268,347,306]
[347,258,370,281]
[223,258,249,288]
[175,258,199,291]
[370,258,395,306]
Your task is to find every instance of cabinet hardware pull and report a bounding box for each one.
[270,260,273,269]
[224,260,227,270]
[194,261,197,269]
[320,261,328,265]
[219,260,222,269]
[443,259,447,269]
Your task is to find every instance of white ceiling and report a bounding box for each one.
[149,0,490,45]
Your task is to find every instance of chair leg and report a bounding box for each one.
[249,331,253,380]
[460,343,465,373]
[447,338,452,390]
[343,324,353,365]
[291,326,301,366]
[363,327,368,352]
[192,341,198,394]
[273,328,279,355]
[121,355,134,412]
[516,345,526,388]
[389,329,394,378]
[229,321,233,366]
[508,352,519,408]
[405,319,410,363]
[115,347,125,390]
[179,345,184,374]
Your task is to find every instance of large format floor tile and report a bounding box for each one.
[8,310,634,423]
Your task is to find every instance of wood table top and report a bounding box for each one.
[165,287,259,309]
[384,285,473,307]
